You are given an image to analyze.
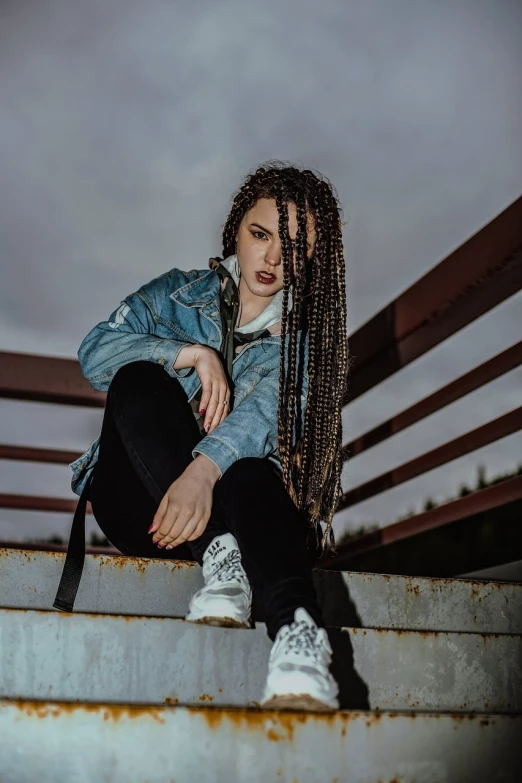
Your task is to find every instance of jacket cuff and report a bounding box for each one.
[191,434,240,480]
[151,339,195,379]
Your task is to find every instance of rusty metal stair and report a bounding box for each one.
[0,548,521,782]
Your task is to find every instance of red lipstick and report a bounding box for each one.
[256,271,276,285]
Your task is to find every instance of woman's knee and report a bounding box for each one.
[218,458,289,508]
[221,457,270,487]
[106,362,184,424]
[109,362,186,412]
[110,361,167,394]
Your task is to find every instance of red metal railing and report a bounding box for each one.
[1,196,521,563]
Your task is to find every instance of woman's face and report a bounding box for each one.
[235,197,316,306]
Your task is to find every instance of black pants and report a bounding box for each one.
[89,361,324,639]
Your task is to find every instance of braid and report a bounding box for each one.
[221,161,349,552]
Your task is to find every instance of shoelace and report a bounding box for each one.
[211,550,246,584]
[275,619,325,664]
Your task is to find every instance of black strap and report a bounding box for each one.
[53,475,92,612]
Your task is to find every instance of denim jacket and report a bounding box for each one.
[70,265,310,495]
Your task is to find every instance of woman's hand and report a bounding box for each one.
[173,343,231,434]
[149,456,220,549]
[192,345,231,434]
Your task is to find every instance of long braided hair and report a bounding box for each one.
[222,161,348,551]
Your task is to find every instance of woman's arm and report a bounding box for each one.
[151,368,309,548]
[78,272,195,391]
[192,365,310,478]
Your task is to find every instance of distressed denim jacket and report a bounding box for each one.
[70,264,310,495]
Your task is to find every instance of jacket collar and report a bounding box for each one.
[169,267,284,344]
[170,268,220,308]
[219,255,292,335]
[170,259,306,350]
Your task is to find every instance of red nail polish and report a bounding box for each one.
[157,542,164,548]
[205,424,210,433]
[148,524,154,533]
[199,408,206,416]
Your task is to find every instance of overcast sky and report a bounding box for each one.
[1,0,521,545]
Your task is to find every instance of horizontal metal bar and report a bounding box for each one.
[343,340,522,459]
[345,196,522,403]
[339,406,522,509]
[1,701,520,783]
[0,493,91,514]
[0,351,105,408]
[8,340,515,469]
[2,547,521,633]
[1,608,520,713]
[1,202,520,415]
[325,475,522,567]
[0,443,81,464]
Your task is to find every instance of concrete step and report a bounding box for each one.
[462,559,522,581]
[1,608,520,713]
[2,547,521,633]
[0,699,520,783]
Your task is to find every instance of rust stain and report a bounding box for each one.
[450,713,497,724]
[364,712,383,728]
[405,580,420,596]
[480,632,501,645]
[169,559,199,571]
[371,627,439,638]
[198,694,214,702]
[91,552,199,574]
[8,699,502,739]
[164,697,179,705]
[266,726,288,742]
[198,705,357,739]
[11,700,165,724]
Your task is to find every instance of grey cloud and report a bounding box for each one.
[1,0,521,539]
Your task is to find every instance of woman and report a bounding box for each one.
[55,162,349,712]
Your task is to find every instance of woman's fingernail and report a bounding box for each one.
[148,524,154,534]
[199,408,206,416]
[157,542,165,549]
[205,424,210,433]
[165,544,173,550]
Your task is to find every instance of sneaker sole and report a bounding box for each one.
[185,615,251,630]
[261,694,337,712]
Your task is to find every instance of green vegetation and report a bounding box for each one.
[336,462,522,546]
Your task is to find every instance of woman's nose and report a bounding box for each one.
[265,242,282,266]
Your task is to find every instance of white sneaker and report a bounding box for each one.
[261,608,339,712]
[185,533,252,629]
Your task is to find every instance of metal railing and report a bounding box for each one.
[1,196,521,563]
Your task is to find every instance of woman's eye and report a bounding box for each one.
[252,231,267,240]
